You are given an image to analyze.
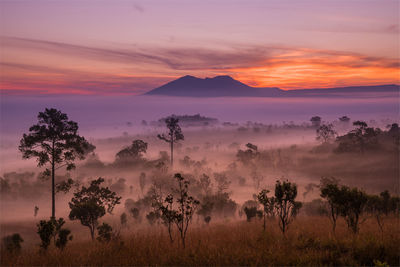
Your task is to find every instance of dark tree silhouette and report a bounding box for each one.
[236,143,260,166]
[169,173,199,248]
[320,177,343,234]
[115,139,148,161]
[69,178,121,240]
[367,191,392,235]
[19,108,94,218]
[336,121,380,153]
[316,124,337,143]
[274,180,302,234]
[159,194,177,243]
[310,116,322,127]
[157,117,184,167]
[257,189,274,231]
[388,123,400,155]
[339,186,368,234]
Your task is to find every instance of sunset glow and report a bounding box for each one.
[1,0,399,95]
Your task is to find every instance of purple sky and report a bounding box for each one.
[1,0,399,94]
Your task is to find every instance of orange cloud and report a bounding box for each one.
[1,36,398,94]
[228,48,399,89]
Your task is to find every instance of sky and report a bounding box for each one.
[0,0,399,95]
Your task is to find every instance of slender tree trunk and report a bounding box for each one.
[90,226,95,241]
[170,139,174,167]
[332,219,336,234]
[168,224,173,243]
[263,212,266,231]
[51,141,55,219]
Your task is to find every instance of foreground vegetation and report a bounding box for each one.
[1,216,399,266]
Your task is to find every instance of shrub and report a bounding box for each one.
[97,223,113,243]
[2,233,23,253]
[244,206,258,222]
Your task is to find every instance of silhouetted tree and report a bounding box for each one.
[339,186,368,234]
[320,177,343,234]
[387,123,400,154]
[19,108,94,218]
[37,219,54,250]
[69,178,121,240]
[158,117,184,167]
[173,173,199,248]
[159,194,176,243]
[367,191,392,235]
[257,189,274,231]
[336,121,380,153]
[236,143,259,166]
[116,139,148,161]
[316,124,337,143]
[310,116,321,127]
[274,180,302,234]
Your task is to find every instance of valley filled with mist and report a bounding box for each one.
[1,93,399,266]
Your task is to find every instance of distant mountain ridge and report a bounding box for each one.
[144,75,399,97]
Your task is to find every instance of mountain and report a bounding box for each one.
[145,75,283,97]
[144,75,399,97]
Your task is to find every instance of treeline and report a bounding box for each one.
[1,108,399,255]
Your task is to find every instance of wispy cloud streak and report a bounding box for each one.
[1,36,399,94]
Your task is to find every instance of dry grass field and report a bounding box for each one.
[1,216,399,266]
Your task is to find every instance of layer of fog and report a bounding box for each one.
[1,94,398,170]
[0,93,398,225]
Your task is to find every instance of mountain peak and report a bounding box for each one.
[206,75,234,80]
[181,75,197,79]
[145,75,281,97]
